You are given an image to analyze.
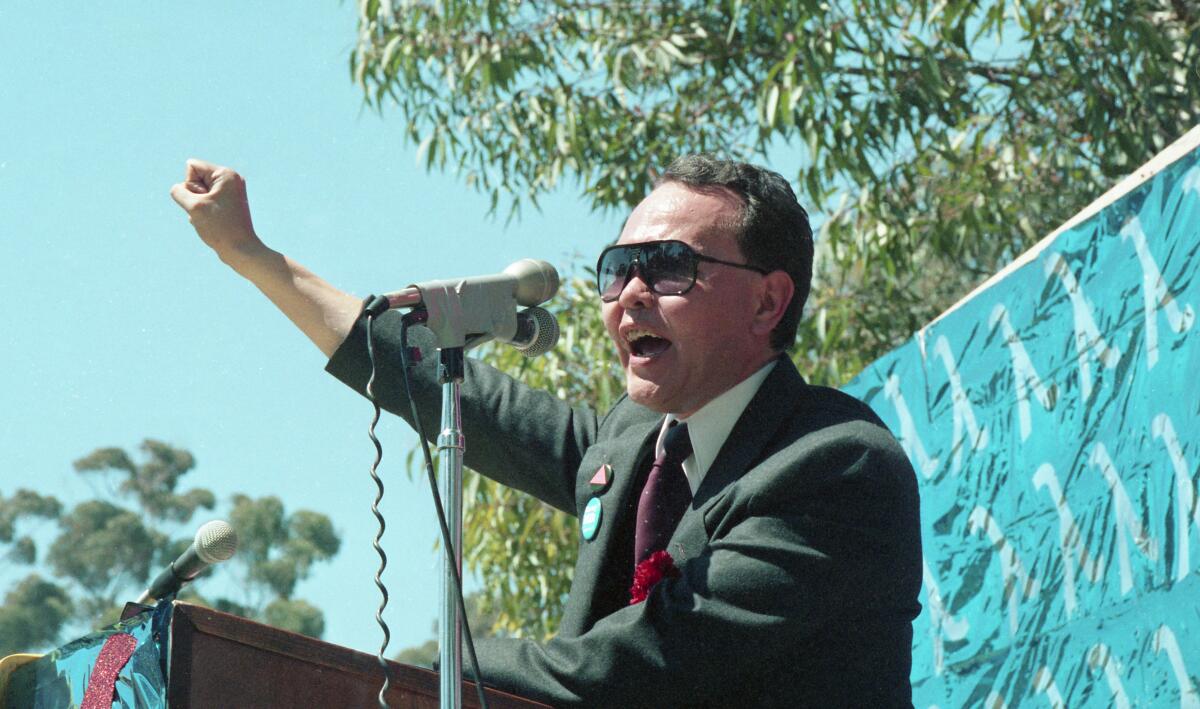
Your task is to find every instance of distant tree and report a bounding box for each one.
[0,489,61,565]
[0,575,73,656]
[73,440,215,522]
[219,494,341,637]
[0,487,72,656]
[0,440,342,653]
[46,499,169,623]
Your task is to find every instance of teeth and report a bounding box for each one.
[625,329,658,342]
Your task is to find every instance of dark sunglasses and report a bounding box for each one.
[596,240,769,302]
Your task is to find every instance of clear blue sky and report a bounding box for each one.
[0,4,622,654]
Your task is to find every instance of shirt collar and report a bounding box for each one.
[655,360,777,494]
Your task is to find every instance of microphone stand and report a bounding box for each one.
[395,271,556,709]
[437,346,465,709]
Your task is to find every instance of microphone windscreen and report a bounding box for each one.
[193,520,238,565]
[505,259,560,306]
[516,307,560,357]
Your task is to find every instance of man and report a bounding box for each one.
[172,155,922,707]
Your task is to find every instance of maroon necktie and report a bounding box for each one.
[634,421,693,566]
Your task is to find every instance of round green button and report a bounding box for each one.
[581,497,603,540]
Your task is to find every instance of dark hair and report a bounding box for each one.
[658,154,814,351]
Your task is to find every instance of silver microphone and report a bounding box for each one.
[383,259,560,310]
[382,260,561,350]
[502,306,560,356]
[137,520,238,604]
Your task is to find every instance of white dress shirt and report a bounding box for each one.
[654,360,777,495]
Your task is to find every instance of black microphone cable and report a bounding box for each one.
[363,296,490,709]
[364,309,393,709]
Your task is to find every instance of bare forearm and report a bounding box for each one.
[223,242,360,358]
[171,159,358,358]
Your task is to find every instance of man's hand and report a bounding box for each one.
[170,159,264,265]
[168,158,360,357]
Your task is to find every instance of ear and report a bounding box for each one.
[750,271,794,337]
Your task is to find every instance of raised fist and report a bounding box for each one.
[170,159,263,261]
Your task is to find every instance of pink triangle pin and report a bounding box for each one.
[589,464,612,492]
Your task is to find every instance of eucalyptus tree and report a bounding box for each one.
[0,440,341,653]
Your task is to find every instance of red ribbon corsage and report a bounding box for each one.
[629,550,681,604]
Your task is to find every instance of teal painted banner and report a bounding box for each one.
[844,132,1200,708]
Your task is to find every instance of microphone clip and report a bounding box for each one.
[363,294,392,318]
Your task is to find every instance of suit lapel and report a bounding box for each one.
[669,357,806,557]
[562,359,806,632]
[559,414,659,635]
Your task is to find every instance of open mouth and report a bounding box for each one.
[626,329,672,358]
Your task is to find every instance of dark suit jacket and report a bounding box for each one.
[327,309,922,707]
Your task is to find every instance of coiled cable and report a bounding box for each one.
[365,312,393,709]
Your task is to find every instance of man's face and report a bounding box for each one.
[602,181,774,417]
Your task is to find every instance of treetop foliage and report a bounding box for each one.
[73,440,216,522]
[353,0,1198,380]
[229,494,342,599]
[0,489,61,565]
[0,441,342,655]
[0,575,73,656]
[352,0,1197,209]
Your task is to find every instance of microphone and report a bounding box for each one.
[380,259,561,351]
[136,520,238,604]
[383,259,560,311]
[503,306,559,356]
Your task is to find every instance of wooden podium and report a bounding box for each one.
[167,602,547,708]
